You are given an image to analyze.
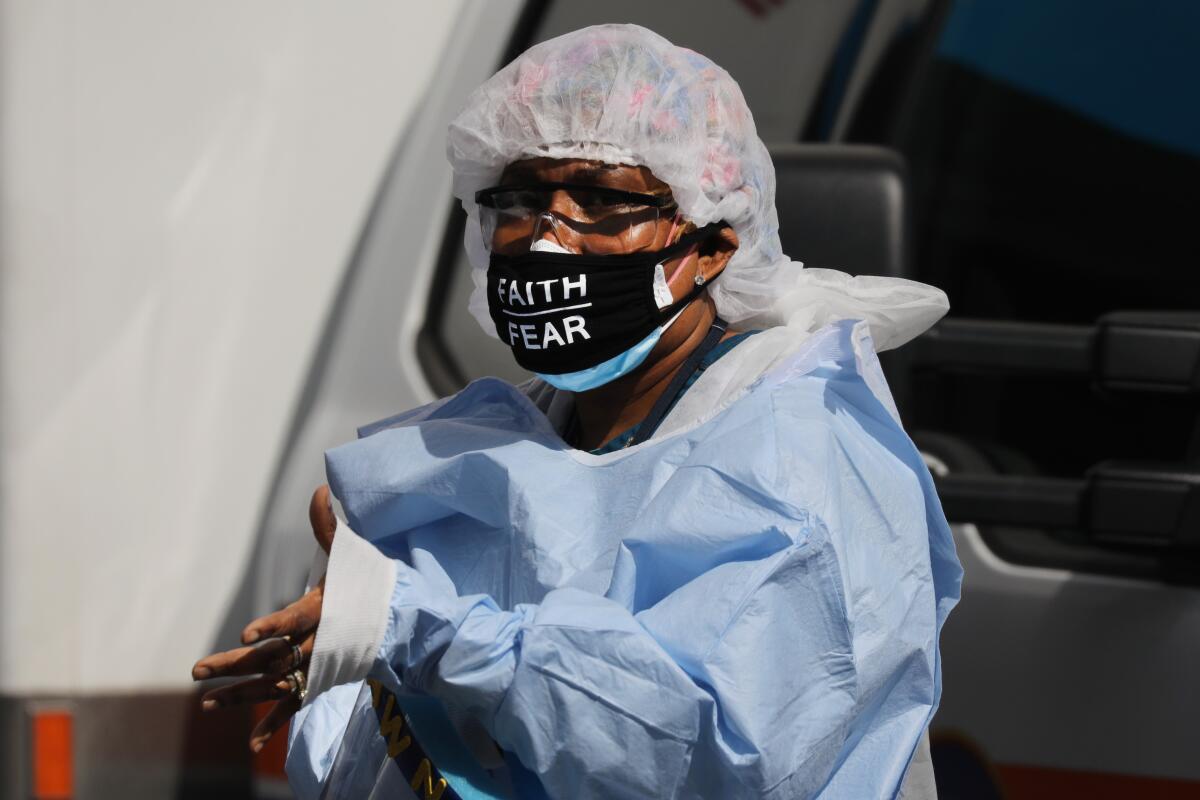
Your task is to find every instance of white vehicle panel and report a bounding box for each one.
[0,0,464,693]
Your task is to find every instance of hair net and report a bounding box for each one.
[447,23,947,351]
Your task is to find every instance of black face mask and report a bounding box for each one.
[486,223,727,375]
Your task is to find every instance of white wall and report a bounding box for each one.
[0,0,463,692]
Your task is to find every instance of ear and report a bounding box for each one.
[697,225,740,282]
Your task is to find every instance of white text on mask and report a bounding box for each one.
[496,275,587,306]
[507,317,590,350]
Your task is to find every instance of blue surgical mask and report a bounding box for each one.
[535,314,682,392]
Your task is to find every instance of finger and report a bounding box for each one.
[192,630,315,681]
[241,588,322,645]
[259,631,315,675]
[310,484,336,555]
[250,695,302,753]
[201,675,292,711]
[192,636,291,680]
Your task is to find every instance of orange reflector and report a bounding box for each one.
[32,709,73,799]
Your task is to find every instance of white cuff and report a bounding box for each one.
[304,517,397,705]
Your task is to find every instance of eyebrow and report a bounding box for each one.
[575,164,671,194]
[499,162,670,195]
[574,163,621,180]
[503,163,626,182]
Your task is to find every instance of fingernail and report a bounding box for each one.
[202,699,217,711]
[244,629,260,644]
[275,680,291,692]
[252,740,264,753]
[193,666,212,680]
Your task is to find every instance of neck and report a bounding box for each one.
[572,295,723,450]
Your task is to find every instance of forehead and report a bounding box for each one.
[499,157,670,194]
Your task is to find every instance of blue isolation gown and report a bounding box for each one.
[286,319,961,799]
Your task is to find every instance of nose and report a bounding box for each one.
[528,188,589,252]
[531,211,561,245]
[530,210,582,253]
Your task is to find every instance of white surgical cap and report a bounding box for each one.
[447,23,948,351]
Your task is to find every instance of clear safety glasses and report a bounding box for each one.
[475,182,677,255]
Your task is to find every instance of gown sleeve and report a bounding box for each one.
[301,510,857,800]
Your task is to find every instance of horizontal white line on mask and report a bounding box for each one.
[501,302,593,318]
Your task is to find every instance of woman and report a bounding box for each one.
[194,24,959,799]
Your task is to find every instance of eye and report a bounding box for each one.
[567,188,611,211]
[508,190,543,209]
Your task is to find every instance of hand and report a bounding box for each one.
[192,485,337,752]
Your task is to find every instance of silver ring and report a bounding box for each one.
[279,634,303,670]
[288,668,307,702]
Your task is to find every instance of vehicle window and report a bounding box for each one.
[900,0,1200,324]
[891,0,1200,474]
[430,0,862,390]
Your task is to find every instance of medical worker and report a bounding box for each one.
[194,24,960,799]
